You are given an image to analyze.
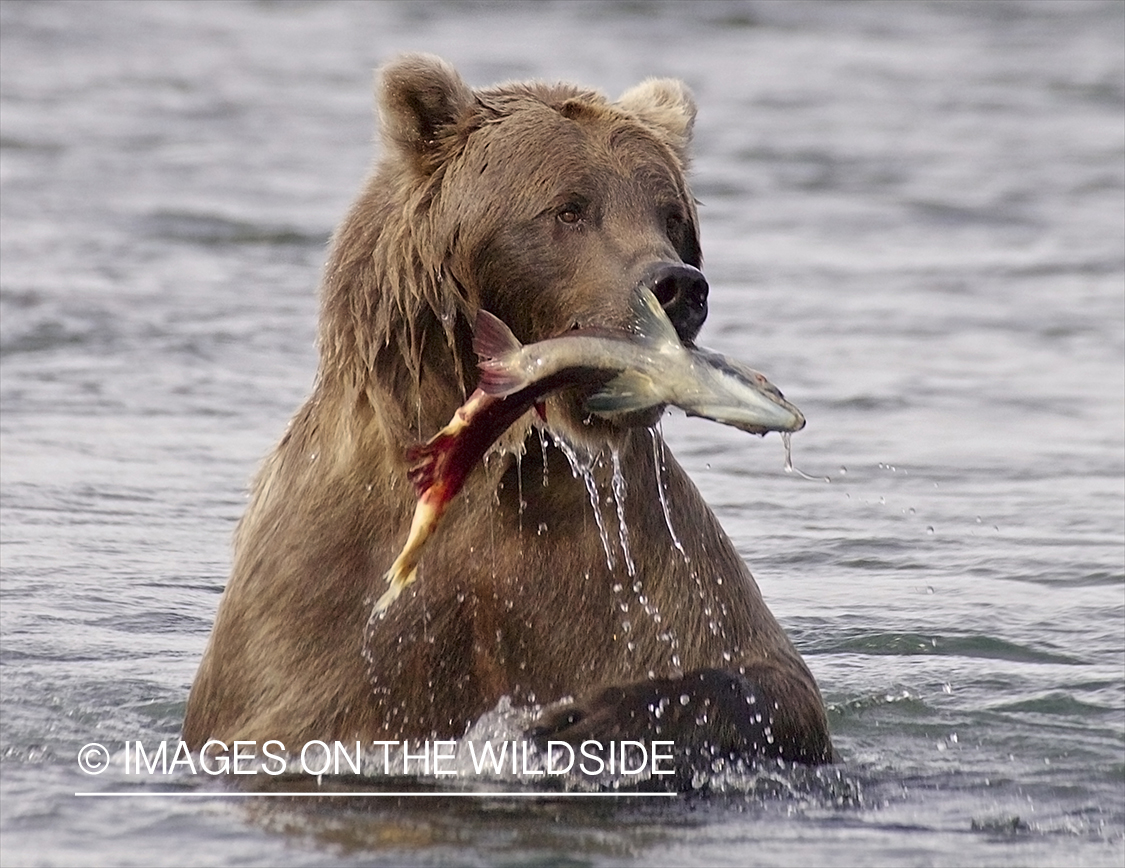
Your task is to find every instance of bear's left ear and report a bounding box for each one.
[378,53,475,175]
[616,78,697,161]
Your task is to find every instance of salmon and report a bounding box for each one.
[371,286,804,614]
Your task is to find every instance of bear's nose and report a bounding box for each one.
[642,263,709,343]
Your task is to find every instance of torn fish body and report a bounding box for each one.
[371,370,618,615]
[373,287,803,615]
[478,285,806,435]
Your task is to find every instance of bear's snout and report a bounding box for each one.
[642,262,709,343]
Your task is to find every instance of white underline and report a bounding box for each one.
[75,791,677,798]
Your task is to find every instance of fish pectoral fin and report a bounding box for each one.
[630,286,682,349]
[584,371,659,415]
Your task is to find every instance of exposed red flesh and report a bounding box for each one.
[372,367,616,615]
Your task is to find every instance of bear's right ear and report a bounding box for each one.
[378,54,475,175]
[616,78,696,163]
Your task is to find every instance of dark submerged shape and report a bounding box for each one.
[182,53,835,773]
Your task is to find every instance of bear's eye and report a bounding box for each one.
[665,209,686,235]
[556,203,584,225]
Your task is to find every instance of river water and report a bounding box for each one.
[1,1,1122,866]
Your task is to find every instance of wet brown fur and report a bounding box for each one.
[183,55,832,763]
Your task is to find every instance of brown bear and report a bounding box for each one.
[182,54,835,770]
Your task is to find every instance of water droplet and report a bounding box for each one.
[782,432,830,482]
[650,427,689,559]
[537,427,550,488]
[679,694,690,706]
[537,522,547,535]
[555,436,616,571]
[839,466,847,475]
[609,447,635,577]
[927,526,935,534]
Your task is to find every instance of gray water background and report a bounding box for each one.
[1,1,1122,865]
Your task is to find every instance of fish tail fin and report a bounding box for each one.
[474,309,526,396]
[585,371,660,415]
[373,495,444,616]
[630,286,681,349]
[372,564,416,615]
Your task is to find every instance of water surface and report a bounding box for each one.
[2,1,1123,865]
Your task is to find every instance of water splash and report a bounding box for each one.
[649,426,688,561]
[609,447,636,577]
[553,434,617,572]
[544,430,678,670]
[536,426,550,488]
[782,432,831,483]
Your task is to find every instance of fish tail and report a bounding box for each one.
[474,309,526,396]
[372,564,416,615]
[373,496,442,615]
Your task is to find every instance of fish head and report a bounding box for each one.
[689,350,807,435]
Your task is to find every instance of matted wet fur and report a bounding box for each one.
[182,54,834,769]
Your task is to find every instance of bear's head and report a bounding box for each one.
[320,54,708,445]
